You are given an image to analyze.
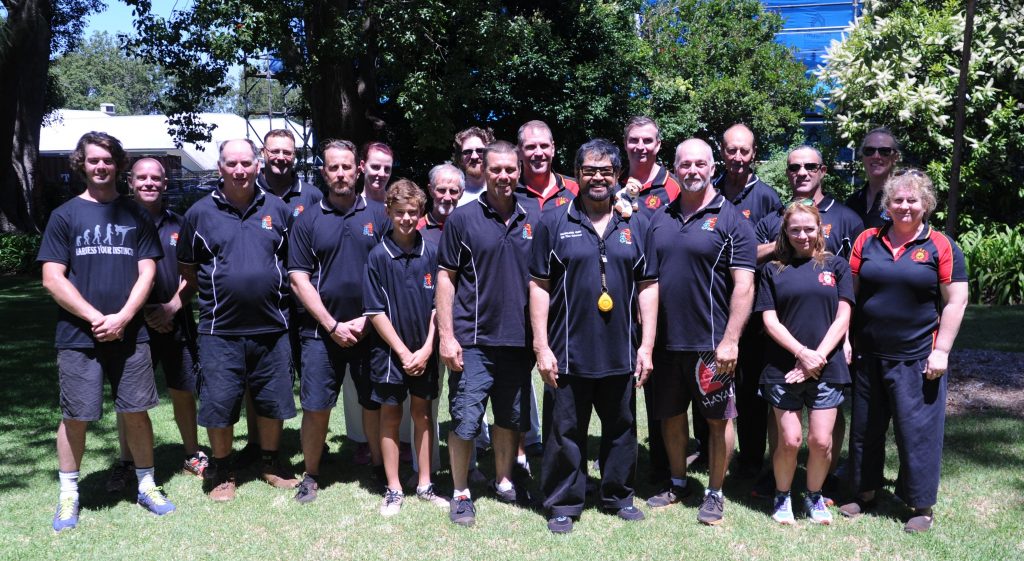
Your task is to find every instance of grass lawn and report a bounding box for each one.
[1,275,1022,561]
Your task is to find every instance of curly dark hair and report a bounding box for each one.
[69,131,129,179]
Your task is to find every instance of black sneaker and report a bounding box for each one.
[615,505,645,521]
[450,496,476,527]
[697,492,725,525]
[293,474,318,504]
[547,515,573,534]
[491,480,531,505]
[646,483,691,508]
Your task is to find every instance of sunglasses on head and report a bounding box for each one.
[786,197,815,209]
[461,148,485,156]
[893,167,925,178]
[786,162,822,173]
[862,146,895,157]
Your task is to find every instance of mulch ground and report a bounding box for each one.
[947,349,1024,416]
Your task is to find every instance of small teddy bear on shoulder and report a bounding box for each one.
[613,178,642,218]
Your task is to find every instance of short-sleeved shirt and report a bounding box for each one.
[363,233,439,384]
[148,208,185,305]
[515,173,579,214]
[849,225,967,360]
[257,174,323,219]
[438,193,540,348]
[756,196,865,260]
[530,200,653,377]
[630,166,682,218]
[714,174,782,225]
[755,255,855,384]
[845,187,891,230]
[37,196,163,349]
[645,193,757,352]
[416,212,445,246]
[178,188,291,336]
[287,196,390,338]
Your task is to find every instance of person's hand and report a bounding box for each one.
[440,336,464,372]
[715,339,739,377]
[843,339,853,365]
[92,312,129,342]
[796,346,826,375]
[403,347,431,377]
[535,346,559,387]
[924,349,948,380]
[634,346,653,387]
[784,367,815,384]
[328,321,359,347]
[347,316,368,342]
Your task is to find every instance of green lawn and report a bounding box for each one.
[1,275,1022,561]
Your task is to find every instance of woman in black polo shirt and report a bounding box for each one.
[842,169,968,533]
[756,202,854,526]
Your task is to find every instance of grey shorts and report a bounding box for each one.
[58,342,159,421]
[761,380,845,411]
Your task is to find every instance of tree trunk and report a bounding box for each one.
[0,0,52,234]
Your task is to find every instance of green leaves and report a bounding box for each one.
[959,224,1024,305]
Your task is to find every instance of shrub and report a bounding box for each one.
[958,224,1024,305]
[0,234,42,276]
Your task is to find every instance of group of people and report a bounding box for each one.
[39,118,967,536]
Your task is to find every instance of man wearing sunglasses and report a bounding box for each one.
[845,127,901,229]
[453,127,495,206]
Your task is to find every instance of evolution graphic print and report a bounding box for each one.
[75,223,137,256]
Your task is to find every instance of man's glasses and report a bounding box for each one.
[461,148,485,156]
[862,146,895,157]
[266,149,294,157]
[579,166,616,178]
[786,162,822,173]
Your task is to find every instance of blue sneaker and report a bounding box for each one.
[771,493,795,525]
[138,486,177,516]
[805,493,833,525]
[52,494,80,532]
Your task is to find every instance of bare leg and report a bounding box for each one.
[363,408,382,466]
[57,419,88,472]
[121,411,155,468]
[207,426,234,459]
[300,409,330,476]
[662,413,689,479]
[244,390,259,445]
[706,419,734,490]
[773,408,802,493]
[410,397,433,488]
[449,435,473,491]
[492,426,518,486]
[115,413,131,462]
[256,416,283,452]
[380,404,403,490]
[169,388,200,455]
[830,408,846,473]
[806,408,838,492]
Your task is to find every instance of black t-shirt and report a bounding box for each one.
[756,196,864,260]
[287,196,390,338]
[715,174,782,226]
[845,187,890,230]
[37,196,163,349]
[530,200,653,377]
[645,194,757,351]
[149,209,185,305]
[438,193,540,348]
[178,189,292,336]
[363,234,439,384]
[755,255,854,384]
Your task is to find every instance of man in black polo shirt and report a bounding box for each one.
[644,138,756,526]
[39,132,174,531]
[845,127,900,229]
[418,163,464,247]
[179,138,298,502]
[623,116,681,218]
[288,139,390,503]
[515,120,579,214]
[437,140,539,527]
[530,138,658,534]
[714,124,783,225]
[257,129,322,216]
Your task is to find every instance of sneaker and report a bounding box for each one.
[203,466,236,502]
[137,486,177,516]
[491,480,530,505]
[106,460,134,494]
[805,494,833,525]
[52,494,79,532]
[260,461,299,489]
[294,474,318,504]
[646,484,691,508]
[380,488,404,516]
[615,505,645,521]
[697,492,725,525]
[416,484,450,508]
[354,442,371,465]
[183,451,208,478]
[771,493,796,525]
[547,514,573,534]
[449,495,476,527]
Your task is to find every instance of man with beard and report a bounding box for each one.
[454,127,495,206]
[530,139,657,533]
[418,163,465,246]
[287,140,390,503]
[644,138,756,525]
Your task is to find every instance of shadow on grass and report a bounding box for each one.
[942,410,1024,475]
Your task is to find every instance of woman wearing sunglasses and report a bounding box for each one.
[845,128,900,228]
[842,169,969,533]
[757,202,853,525]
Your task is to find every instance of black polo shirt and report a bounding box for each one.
[755,196,865,260]
[178,188,291,336]
[515,173,578,214]
[287,195,389,338]
[416,213,444,247]
[645,193,757,352]
[714,174,782,225]
[631,166,682,218]
[38,196,163,349]
[755,255,855,384]
[845,187,890,230]
[363,233,439,384]
[257,173,323,219]
[850,225,967,360]
[438,193,539,348]
[531,200,653,377]
[149,208,185,305]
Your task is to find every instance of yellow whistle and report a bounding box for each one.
[597,292,614,312]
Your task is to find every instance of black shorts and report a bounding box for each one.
[57,342,159,422]
[648,350,737,421]
[148,320,198,392]
[448,346,534,440]
[371,367,440,407]
[196,332,296,428]
[299,336,376,411]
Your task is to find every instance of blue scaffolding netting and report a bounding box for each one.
[763,0,863,74]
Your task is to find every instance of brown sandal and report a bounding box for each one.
[904,513,934,533]
[838,497,876,518]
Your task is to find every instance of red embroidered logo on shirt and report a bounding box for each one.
[819,271,836,287]
[701,217,718,231]
[362,222,374,236]
[169,232,178,247]
[555,197,569,206]
[293,204,304,217]
[742,209,751,220]
[620,229,633,244]
[911,248,929,262]
[645,195,662,209]
[522,224,533,240]
[822,223,832,238]
[261,216,273,230]
[423,273,434,289]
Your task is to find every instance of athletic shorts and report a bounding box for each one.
[648,350,737,421]
[196,332,296,427]
[57,342,158,421]
[761,380,845,411]
[448,346,534,440]
[148,323,198,393]
[299,336,376,411]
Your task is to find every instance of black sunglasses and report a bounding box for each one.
[461,148,485,156]
[862,146,895,157]
[786,162,822,173]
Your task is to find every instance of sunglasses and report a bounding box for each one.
[786,162,822,173]
[786,197,815,209]
[862,146,895,157]
[461,148,485,156]
[893,168,926,178]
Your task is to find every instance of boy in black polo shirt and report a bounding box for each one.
[364,180,447,516]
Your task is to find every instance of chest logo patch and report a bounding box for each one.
[822,223,832,238]
[522,224,533,240]
[362,222,375,237]
[169,232,179,247]
[742,209,751,220]
[645,195,662,209]
[619,228,633,245]
[261,216,273,230]
[701,217,718,231]
[911,248,930,263]
[818,271,836,287]
[293,204,304,217]
[423,273,434,289]
[555,197,570,207]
